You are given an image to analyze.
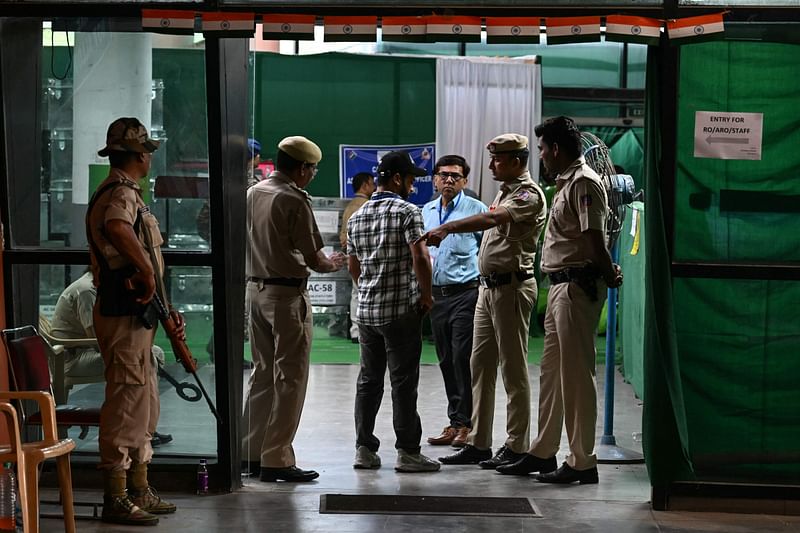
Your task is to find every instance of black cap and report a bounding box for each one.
[377,151,427,178]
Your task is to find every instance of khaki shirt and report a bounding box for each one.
[246,170,323,279]
[339,194,369,248]
[87,168,164,278]
[51,271,96,339]
[478,171,547,275]
[541,157,608,273]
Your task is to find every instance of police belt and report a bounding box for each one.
[247,276,307,288]
[478,271,534,289]
[547,266,601,301]
[432,280,479,297]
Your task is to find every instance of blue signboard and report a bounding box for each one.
[339,143,435,206]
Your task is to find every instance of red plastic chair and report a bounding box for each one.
[1,326,100,439]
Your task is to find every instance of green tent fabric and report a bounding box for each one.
[644,40,800,488]
[618,201,645,400]
[671,41,800,481]
[642,46,693,487]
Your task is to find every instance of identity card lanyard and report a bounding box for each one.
[438,191,462,225]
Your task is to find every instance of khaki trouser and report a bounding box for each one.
[242,283,312,468]
[94,309,158,471]
[467,278,536,453]
[529,279,606,470]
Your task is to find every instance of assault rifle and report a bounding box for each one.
[135,206,221,425]
[150,291,220,424]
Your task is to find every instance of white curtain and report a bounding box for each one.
[436,56,541,206]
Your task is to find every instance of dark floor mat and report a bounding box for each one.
[319,494,542,517]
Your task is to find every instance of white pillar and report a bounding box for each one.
[71,33,153,204]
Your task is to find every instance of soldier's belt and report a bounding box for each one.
[547,266,600,285]
[479,271,534,289]
[548,266,601,301]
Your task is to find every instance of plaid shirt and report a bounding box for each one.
[347,191,424,326]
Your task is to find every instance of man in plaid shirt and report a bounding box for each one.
[346,151,440,473]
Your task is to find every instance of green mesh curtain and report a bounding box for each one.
[642,46,693,487]
[644,41,800,487]
[673,41,800,482]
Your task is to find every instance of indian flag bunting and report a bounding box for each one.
[485,17,541,44]
[262,14,316,41]
[201,12,255,37]
[605,15,661,46]
[382,16,427,43]
[667,13,725,43]
[546,16,601,45]
[426,16,482,43]
[142,10,196,35]
[324,16,377,42]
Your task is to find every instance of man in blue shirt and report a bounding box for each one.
[422,155,488,448]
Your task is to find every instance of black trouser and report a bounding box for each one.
[355,311,423,453]
[430,287,478,428]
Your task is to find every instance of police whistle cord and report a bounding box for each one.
[137,206,221,425]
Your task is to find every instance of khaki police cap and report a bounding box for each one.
[98,117,160,157]
[486,133,528,154]
[278,136,322,164]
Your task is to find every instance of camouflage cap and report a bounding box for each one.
[98,117,160,157]
[278,136,322,164]
[486,133,529,154]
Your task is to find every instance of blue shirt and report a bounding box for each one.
[422,191,488,286]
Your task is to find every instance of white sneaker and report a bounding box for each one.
[353,446,381,469]
[395,450,441,473]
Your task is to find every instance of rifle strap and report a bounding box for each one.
[138,206,170,308]
[85,179,143,276]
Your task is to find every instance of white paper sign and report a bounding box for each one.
[314,210,340,233]
[308,280,337,305]
[694,111,763,160]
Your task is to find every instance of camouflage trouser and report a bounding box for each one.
[94,309,159,471]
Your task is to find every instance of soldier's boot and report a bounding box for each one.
[128,462,177,515]
[102,469,159,526]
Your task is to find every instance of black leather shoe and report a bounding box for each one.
[496,454,557,475]
[260,466,319,482]
[439,445,492,465]
[537,462,598,485]
[478,445,527,469]
[150,431,173,447]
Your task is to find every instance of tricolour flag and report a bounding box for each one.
[382,16,427,43]
[201,12,255,37]
[426,16,482,43]
[485,17,540,44]
[262,14,316,41]
[324,16,377,42]
[605,15,661,46]
[142,10,196,35]
[667,13,725,43]
[546,16,601,45]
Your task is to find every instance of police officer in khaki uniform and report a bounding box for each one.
[242,136,345,482]
[87,117,180,526]
[417,134,547,469]
[498,116,622,484]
